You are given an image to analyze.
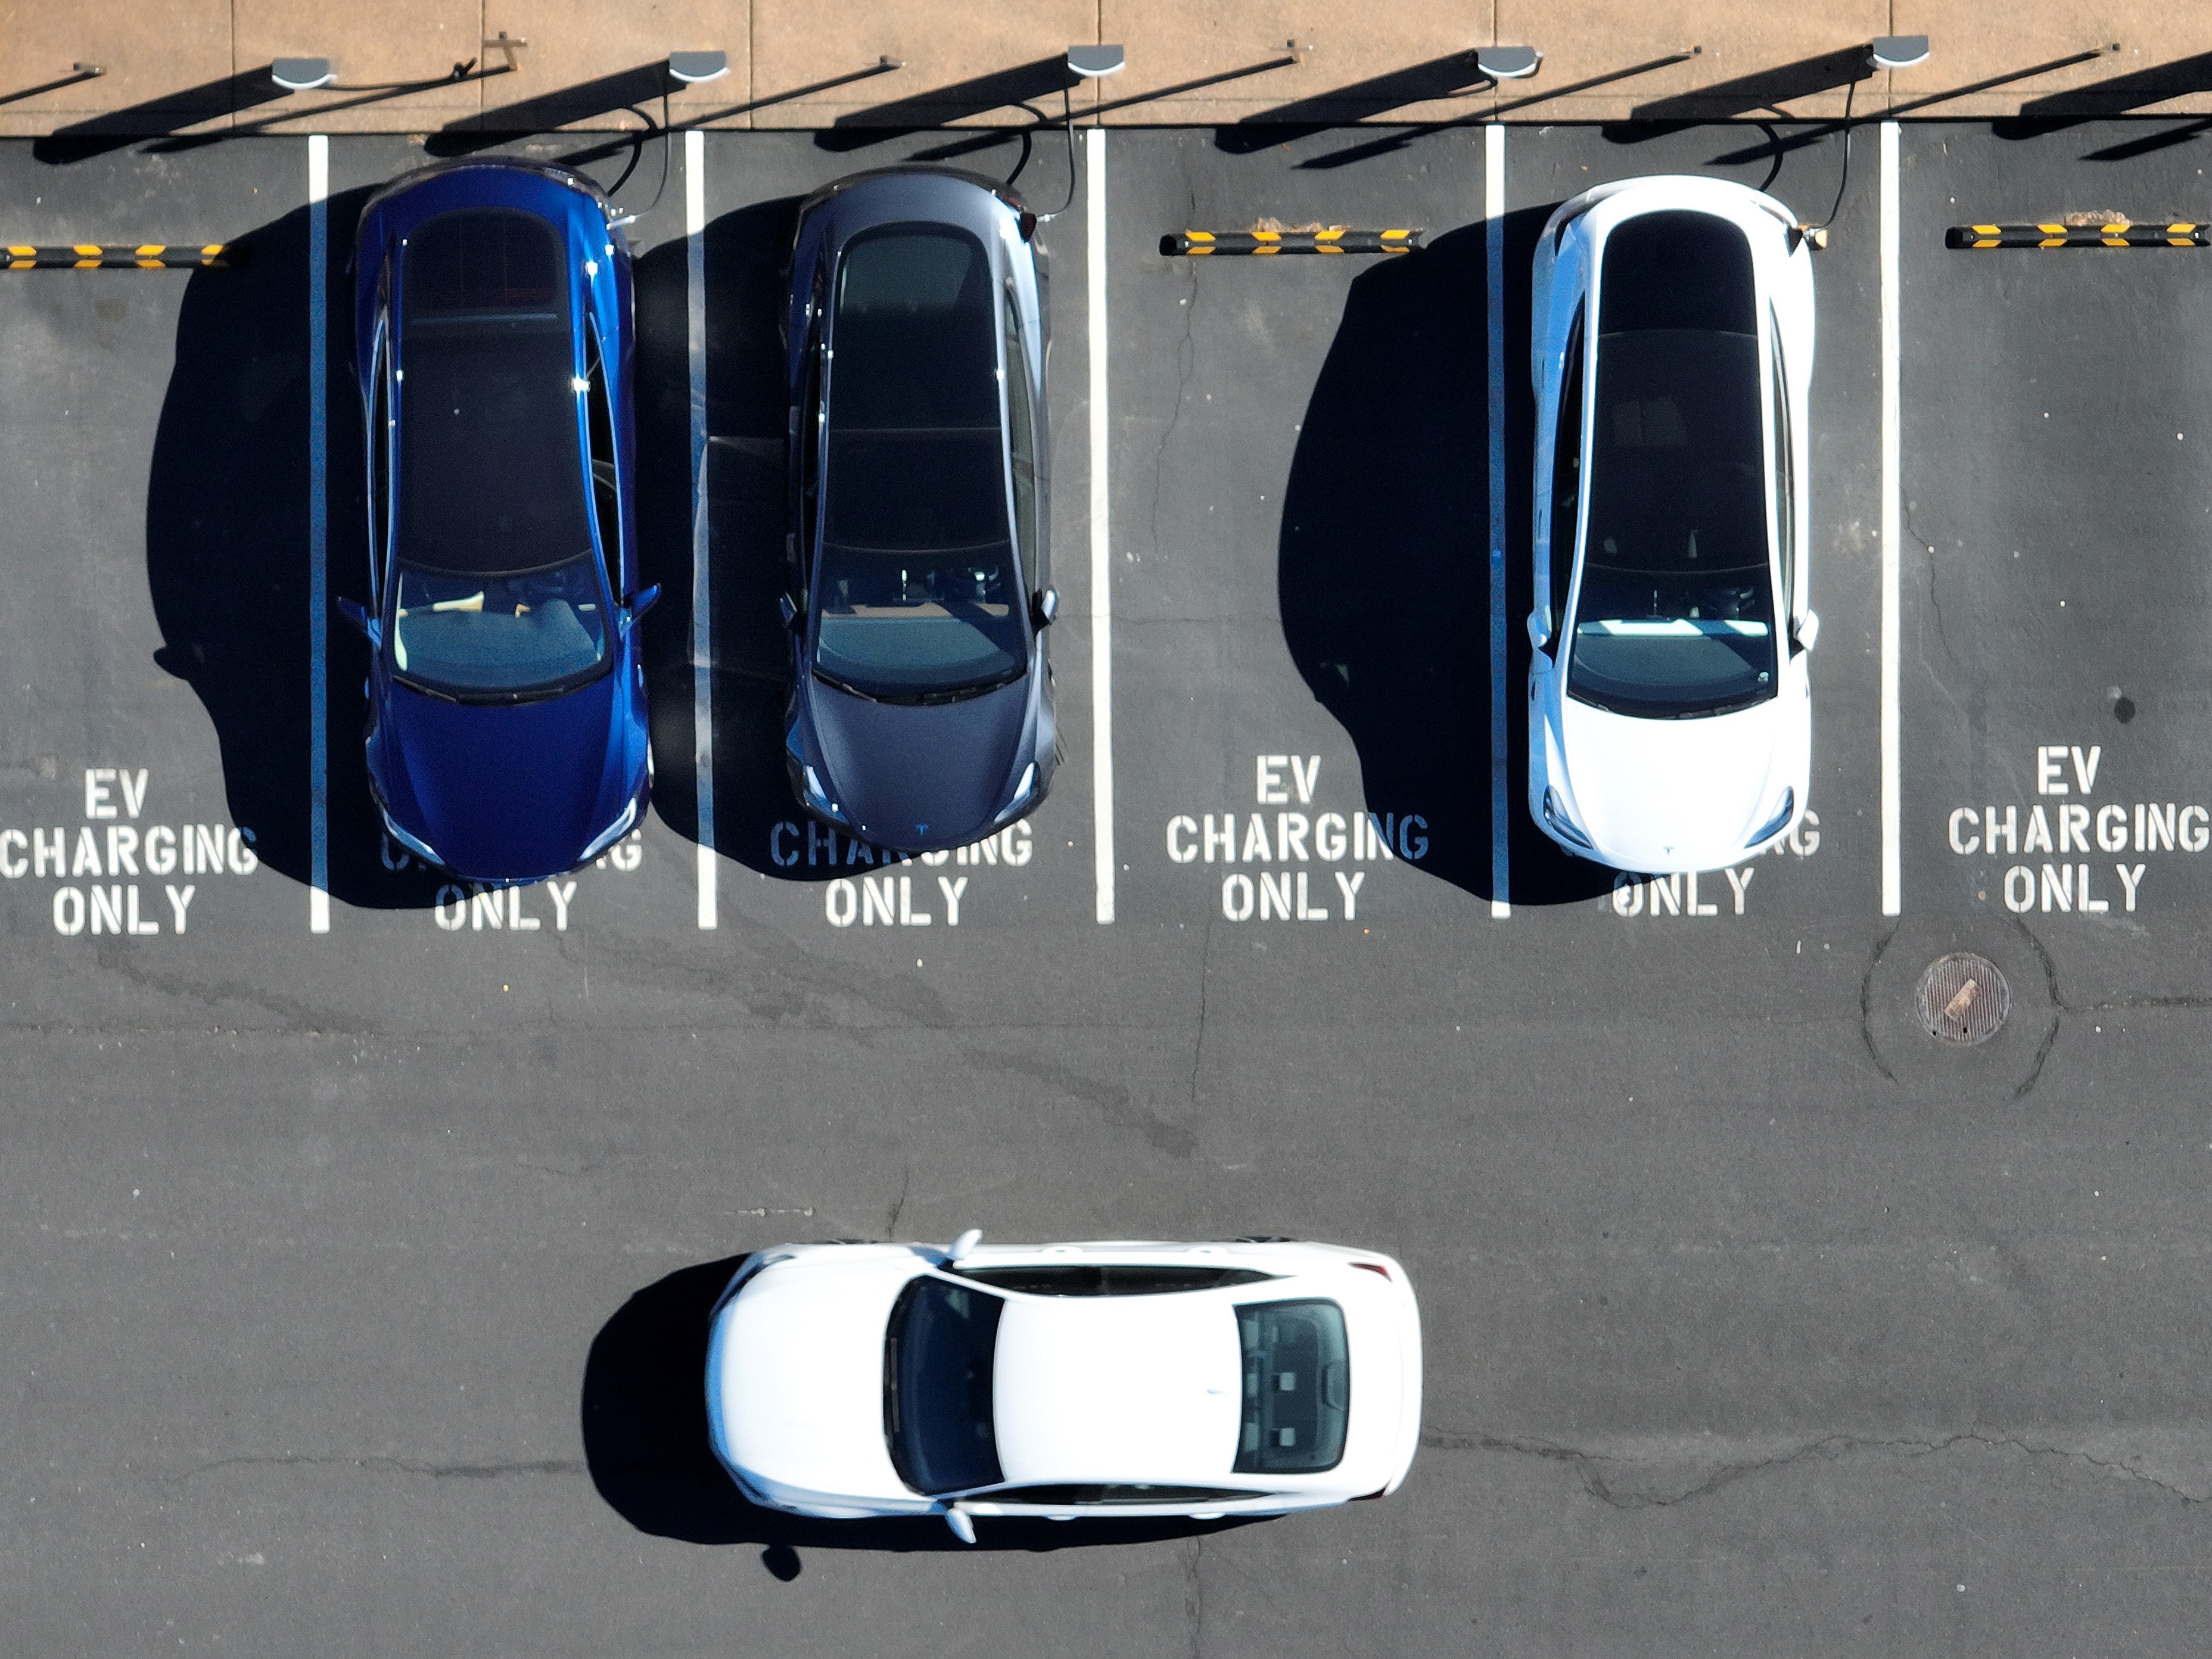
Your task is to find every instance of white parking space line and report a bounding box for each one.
[1485,123,1510,919]
[1088,127,1115,926]
[686,130,717,930]
[1879,120,1902,917]
[307,133,331,936]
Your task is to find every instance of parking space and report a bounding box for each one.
[14,113,2212,1657]
[1109,125,1877,942]
[1900,126,2212,958]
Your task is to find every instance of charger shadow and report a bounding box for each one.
[1217,52,1492,155]
[1996,48,2212,134]
[1621,47,1874,130]
[34,67,292,163]
[1276,208,1611,907]
[581,1256,1261,1573]
[819,59,1077,152]
[428,63,673,155]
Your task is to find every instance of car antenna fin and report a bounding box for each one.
[945,1228,982,1263]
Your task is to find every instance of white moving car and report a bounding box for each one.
[705,1235,1421,1539]
[1528,175,1817,874]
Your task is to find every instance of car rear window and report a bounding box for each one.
[951,1264,1279,1296]
[884,1277,1004,1495]
[1234,1299,1349,1474]
[1597,210,1754,336]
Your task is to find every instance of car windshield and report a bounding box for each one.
[1234,1299,1350,1474]
[1568,211,1776,720]
[884,1275,1005,1495]
[394,207,607,695]
[817,224,1024,701]
[391,555,609,699]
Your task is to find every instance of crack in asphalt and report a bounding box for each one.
[1183,1532,1206,1659]
[1424,1425,2210,1508]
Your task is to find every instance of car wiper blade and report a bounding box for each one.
[812,669,882,702]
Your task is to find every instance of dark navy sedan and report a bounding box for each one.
[781,167,1058,855]
[342,160,657,885]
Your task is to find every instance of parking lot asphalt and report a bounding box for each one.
[7,117,2212,1657]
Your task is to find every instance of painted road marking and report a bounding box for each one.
[1880,120,1902,917]
[687,129,716,929]
[307,134,331,935]
[1945,743,2205,914]
[1485,123,1509,919]
[1088,127,1115,925]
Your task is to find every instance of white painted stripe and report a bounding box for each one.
[1087,128,1115,925]
[686,129,717,929]
[1879,121,1902,917]
[307,134,331,935]
[1485,123,1510,919]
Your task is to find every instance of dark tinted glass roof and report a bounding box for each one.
[829,225,998,430]
[397,209,590,577]
[405,207,563,318]
[1598,210,1755,337]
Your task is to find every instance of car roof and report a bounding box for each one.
[990,1287,1247,1486]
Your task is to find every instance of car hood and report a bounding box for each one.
[1557,693,1787,871]
[807,674,1031,851]
[377,670,631,882]
[991,1295,1243,1485]
[710,1258,914,1505]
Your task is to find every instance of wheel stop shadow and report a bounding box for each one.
[581,1256,1262,1574]
[147,191,455,909]
[1277,208,1612,907]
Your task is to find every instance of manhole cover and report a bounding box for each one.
[1917,953,2010,1045]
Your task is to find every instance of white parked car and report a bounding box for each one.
[705,1234,1422,1539]
[1527,175,1817,874]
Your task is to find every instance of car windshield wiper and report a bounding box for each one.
[393,655,611,707]
[813,668,883,703]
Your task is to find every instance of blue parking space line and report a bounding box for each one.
[1485,123,1510,919]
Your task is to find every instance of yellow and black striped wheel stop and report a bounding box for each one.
[1946,222,2208,250]
[3,244,244,270]
[1161,228,1424,257]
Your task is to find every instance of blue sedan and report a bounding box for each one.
[781,167,1058,856]
[341,160,657,885]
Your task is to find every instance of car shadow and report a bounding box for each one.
[145,191,455,910]
[581,1256,1264,1575]
[1276,209,1612,908]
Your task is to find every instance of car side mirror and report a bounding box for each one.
[944,1505,977,1545]
[1792,609,1820,653]
[1031,587,1059,628]
[1525,608,1551,653]
[630,583,661,621]
[779,593,804,633]
[335,597,379,647]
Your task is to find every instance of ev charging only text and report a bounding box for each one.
[1164,754,1426,922]
[769,818,1032,928]
[0,768,254,935]
[1947,743,2202,914]
[1607,813,1820,919]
